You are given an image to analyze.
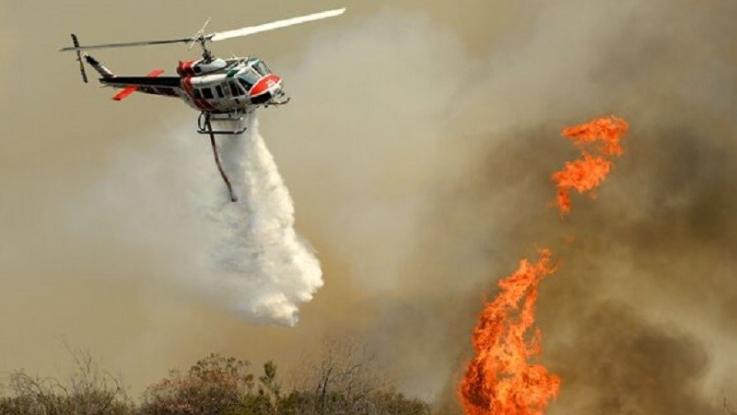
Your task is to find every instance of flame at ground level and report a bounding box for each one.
[460,250,561,415]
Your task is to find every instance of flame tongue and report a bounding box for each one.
[552,152,612,215]
[460,250,561,415]
[552,116,629,215]
[460,115,628,415]
[561,116,628,156]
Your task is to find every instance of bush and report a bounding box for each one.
[0,348,131,415]
[1,343,432,415]
[140,354,254,415]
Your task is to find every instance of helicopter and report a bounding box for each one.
[60,8,346,202]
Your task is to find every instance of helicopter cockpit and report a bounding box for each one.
[237,59,273,92]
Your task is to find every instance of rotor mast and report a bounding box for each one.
[190,19,215,62]
[199,36,213,61]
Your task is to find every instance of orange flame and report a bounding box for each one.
[459,115,629,415]
[552,116,629,215]
[460,250,561,415]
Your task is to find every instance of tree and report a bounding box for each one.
[139,354,254,415]
[255,361,282,415]
[309,339,382,415]
[0,346,131,415]
[285,338,430,415]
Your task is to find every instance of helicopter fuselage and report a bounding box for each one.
[176,57,287,113]
[87,55,287,115]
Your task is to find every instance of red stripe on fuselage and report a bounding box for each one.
[181,75,203,110]
[178,60,197,76]
[181,75,215,111]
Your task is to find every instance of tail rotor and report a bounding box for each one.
[71,34,89,83]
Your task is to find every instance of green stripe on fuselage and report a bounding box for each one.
[227,69,239,78]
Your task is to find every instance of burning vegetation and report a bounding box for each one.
[460,250,561,415]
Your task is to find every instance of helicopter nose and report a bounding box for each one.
[249,74,282,104]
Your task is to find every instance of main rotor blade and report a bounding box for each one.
[210,8,345,42]
[60,37,193,52]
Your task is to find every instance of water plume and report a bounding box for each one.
[84,113,321,326]
[197,114,323,325]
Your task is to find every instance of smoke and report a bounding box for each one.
[407,0,737,412]
[262,0,737,409]
[2,0,737,408]
[75,114,321,326]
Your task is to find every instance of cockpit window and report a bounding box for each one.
[237,78,251,91]
[253,61,271,76]
[238,68,261,90]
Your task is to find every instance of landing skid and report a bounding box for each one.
[202,116,238,203]
[197,112,248,135]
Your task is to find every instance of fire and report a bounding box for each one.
[560,116,628,157]
[552,153,611,215]
[552,116,629,215]
[460,250,561,415]
[459,115,629,415]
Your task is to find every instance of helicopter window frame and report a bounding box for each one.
[215,85,224,98]
[201,87,214,100]
[229,81,244,96]
[253,61,271,76]
[237,78,252,92]
[239,67,261,89]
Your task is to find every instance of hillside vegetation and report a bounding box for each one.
[0,345,430,415]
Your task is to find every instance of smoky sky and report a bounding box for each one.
[1,0,736,412]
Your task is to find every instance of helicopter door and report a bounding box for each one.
[219,83,230,98]
[228,80,247,105]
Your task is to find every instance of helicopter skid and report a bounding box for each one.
[197,112,248,135]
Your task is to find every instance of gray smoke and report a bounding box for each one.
[1,0,736,409]
[263,0,737,410]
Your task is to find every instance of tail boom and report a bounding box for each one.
[84,54,115,79]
